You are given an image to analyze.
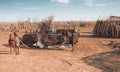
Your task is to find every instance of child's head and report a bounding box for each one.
[14,31,18,36]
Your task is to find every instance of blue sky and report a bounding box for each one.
[0,0,120,22]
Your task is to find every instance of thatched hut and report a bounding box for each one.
[93,16,120,38]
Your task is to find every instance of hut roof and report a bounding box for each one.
[108,16,120,21]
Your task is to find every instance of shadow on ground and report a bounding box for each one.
[82,50,120,72]
[80,32,93,38]
[80,34,93,38]
[2,44,9,48]
[0,51,10,54]
[2,43,71,52]
[21,46,71,52]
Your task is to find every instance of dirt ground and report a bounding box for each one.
[0,27,118,72]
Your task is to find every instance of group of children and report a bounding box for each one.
[8,32,20,55]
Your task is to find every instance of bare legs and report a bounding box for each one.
[71,43,74,52]
[15,46,20,55]
[10,46,12,53]
[10,45,20,55]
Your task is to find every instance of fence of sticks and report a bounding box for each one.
[22,16,80,48]
[93,20,120,38]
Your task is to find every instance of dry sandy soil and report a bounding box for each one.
[0,27,119,72]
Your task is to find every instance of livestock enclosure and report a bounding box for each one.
[0,20,95,33]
